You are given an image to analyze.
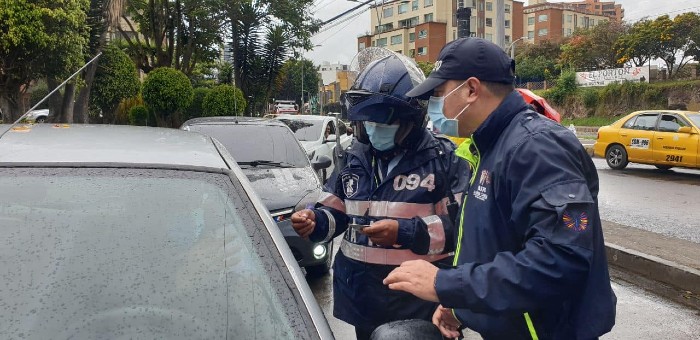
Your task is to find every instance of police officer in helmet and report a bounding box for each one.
[291,50,468,339]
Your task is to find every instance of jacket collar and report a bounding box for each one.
[471,90,528,153]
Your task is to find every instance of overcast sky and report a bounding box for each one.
[305,0,700,65]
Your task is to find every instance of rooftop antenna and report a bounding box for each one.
[0,53,103,140]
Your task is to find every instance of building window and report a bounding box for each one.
[528,16,535,25]
[478,17,484,29]
[383,7,393,18]
[412,0,419,10]
[395,50,402,54]
[377,37,388,47]
[409,49,416,57]
[486,1,492,11]
[424,0,433,7]
[418,29,428,39]
[538,14,548,22]
[505,35,510,44]
[485,33,493,42]
[538,28,548,37]
[590,19,595,26]
[505,20,510,28]
[505,4,510,13]
[567,14,573,23]
[424,13,434,22]
[390,34,402,45]
[486,18,492,27]
[478,1,484,11]
[458,0,465,8]
[527,30,534,39]
[417,46,428,55]
[409,32,416,42]
[359,42,366,50]
[398,3,408,14]
[566,28,572,36]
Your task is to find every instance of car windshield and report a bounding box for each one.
[278,118,324,141]
[188,124,309,168]
[687,113,700,128]
[0,168,312,339]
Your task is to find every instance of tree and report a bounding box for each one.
[515,55,558,82]
[185,87,211,120]
[202,85,246,116]
[142,67,193,127]
[650,13,700,79]
[73,0,129,123]
[615,19,656,67]
[0,0,88,122]
[128,105,149,125]
[121,0,223,75]
[222,0,320,114]
[273,58,320,110]
[417,61,434,77]
[91,44,140,123]
[560,20,626,71]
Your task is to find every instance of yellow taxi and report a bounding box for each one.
[594,110,700,170]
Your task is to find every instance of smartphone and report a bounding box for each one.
[349,223,370,232]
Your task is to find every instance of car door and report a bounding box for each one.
[622,112,658,162]
[653,113,699,168]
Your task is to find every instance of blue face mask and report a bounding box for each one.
[363,121,399,151]
[427,81,470,137]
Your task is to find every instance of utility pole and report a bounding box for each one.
[495,0,505,49]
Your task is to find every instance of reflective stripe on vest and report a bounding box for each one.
[345,200,436,219]
[524,312,539,340]
[422,215,446,255]
[317,192,346,213]
[340,239,451,266]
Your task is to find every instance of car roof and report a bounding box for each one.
[182,116,288,127]
[275,114,332,121]
[632,110,697,115]
[0,124,229,168]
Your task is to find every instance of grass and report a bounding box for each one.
[561,116,619,127]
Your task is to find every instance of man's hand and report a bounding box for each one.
[432,305,462,339]
[361,219,399,247]
[291,209,316,238]
[383,260,439,302]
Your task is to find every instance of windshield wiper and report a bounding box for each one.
[238,160,295,168]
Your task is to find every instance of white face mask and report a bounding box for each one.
[427,81,471,137]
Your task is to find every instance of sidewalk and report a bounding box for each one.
[603,221,700,310]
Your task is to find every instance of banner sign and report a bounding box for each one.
[576,66,650,87]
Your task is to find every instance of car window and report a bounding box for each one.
[278,118,324,141]
[657,114,688,132]
[631,113,659,131]
[622,116,637,129]
[189,124,309,168]
[685,113,700,128]
[0,168,315,339]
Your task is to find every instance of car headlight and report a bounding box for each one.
[313,244,327,259]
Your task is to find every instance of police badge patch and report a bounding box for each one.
[342,173,360,198]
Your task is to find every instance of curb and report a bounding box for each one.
[606,243,700,310]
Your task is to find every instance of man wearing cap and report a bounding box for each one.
[383,37,616,339]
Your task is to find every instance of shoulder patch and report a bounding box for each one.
[342,173,360,198]
[563,211,589,232]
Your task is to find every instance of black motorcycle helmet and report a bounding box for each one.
[341,49,427,149]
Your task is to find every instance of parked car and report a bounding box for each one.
[25,108,50,123]
[0,124,333,339]
[181,117,335,276]
[594,110,700,170]
[275,114,353,181]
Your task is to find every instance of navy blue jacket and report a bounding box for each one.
[309,129,469,330]
[435,91,616,339]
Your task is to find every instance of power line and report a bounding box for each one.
[627,5,700,21]
[316,7,370,35]
[317,11,366,44]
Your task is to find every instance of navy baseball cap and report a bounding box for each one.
[406,38,515,99]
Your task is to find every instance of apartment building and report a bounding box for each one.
[569,0,623,21]
[357,0,524,63]
[523,1,612,44]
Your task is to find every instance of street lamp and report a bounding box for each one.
[507,36,528,60]
[301,44,322,115]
